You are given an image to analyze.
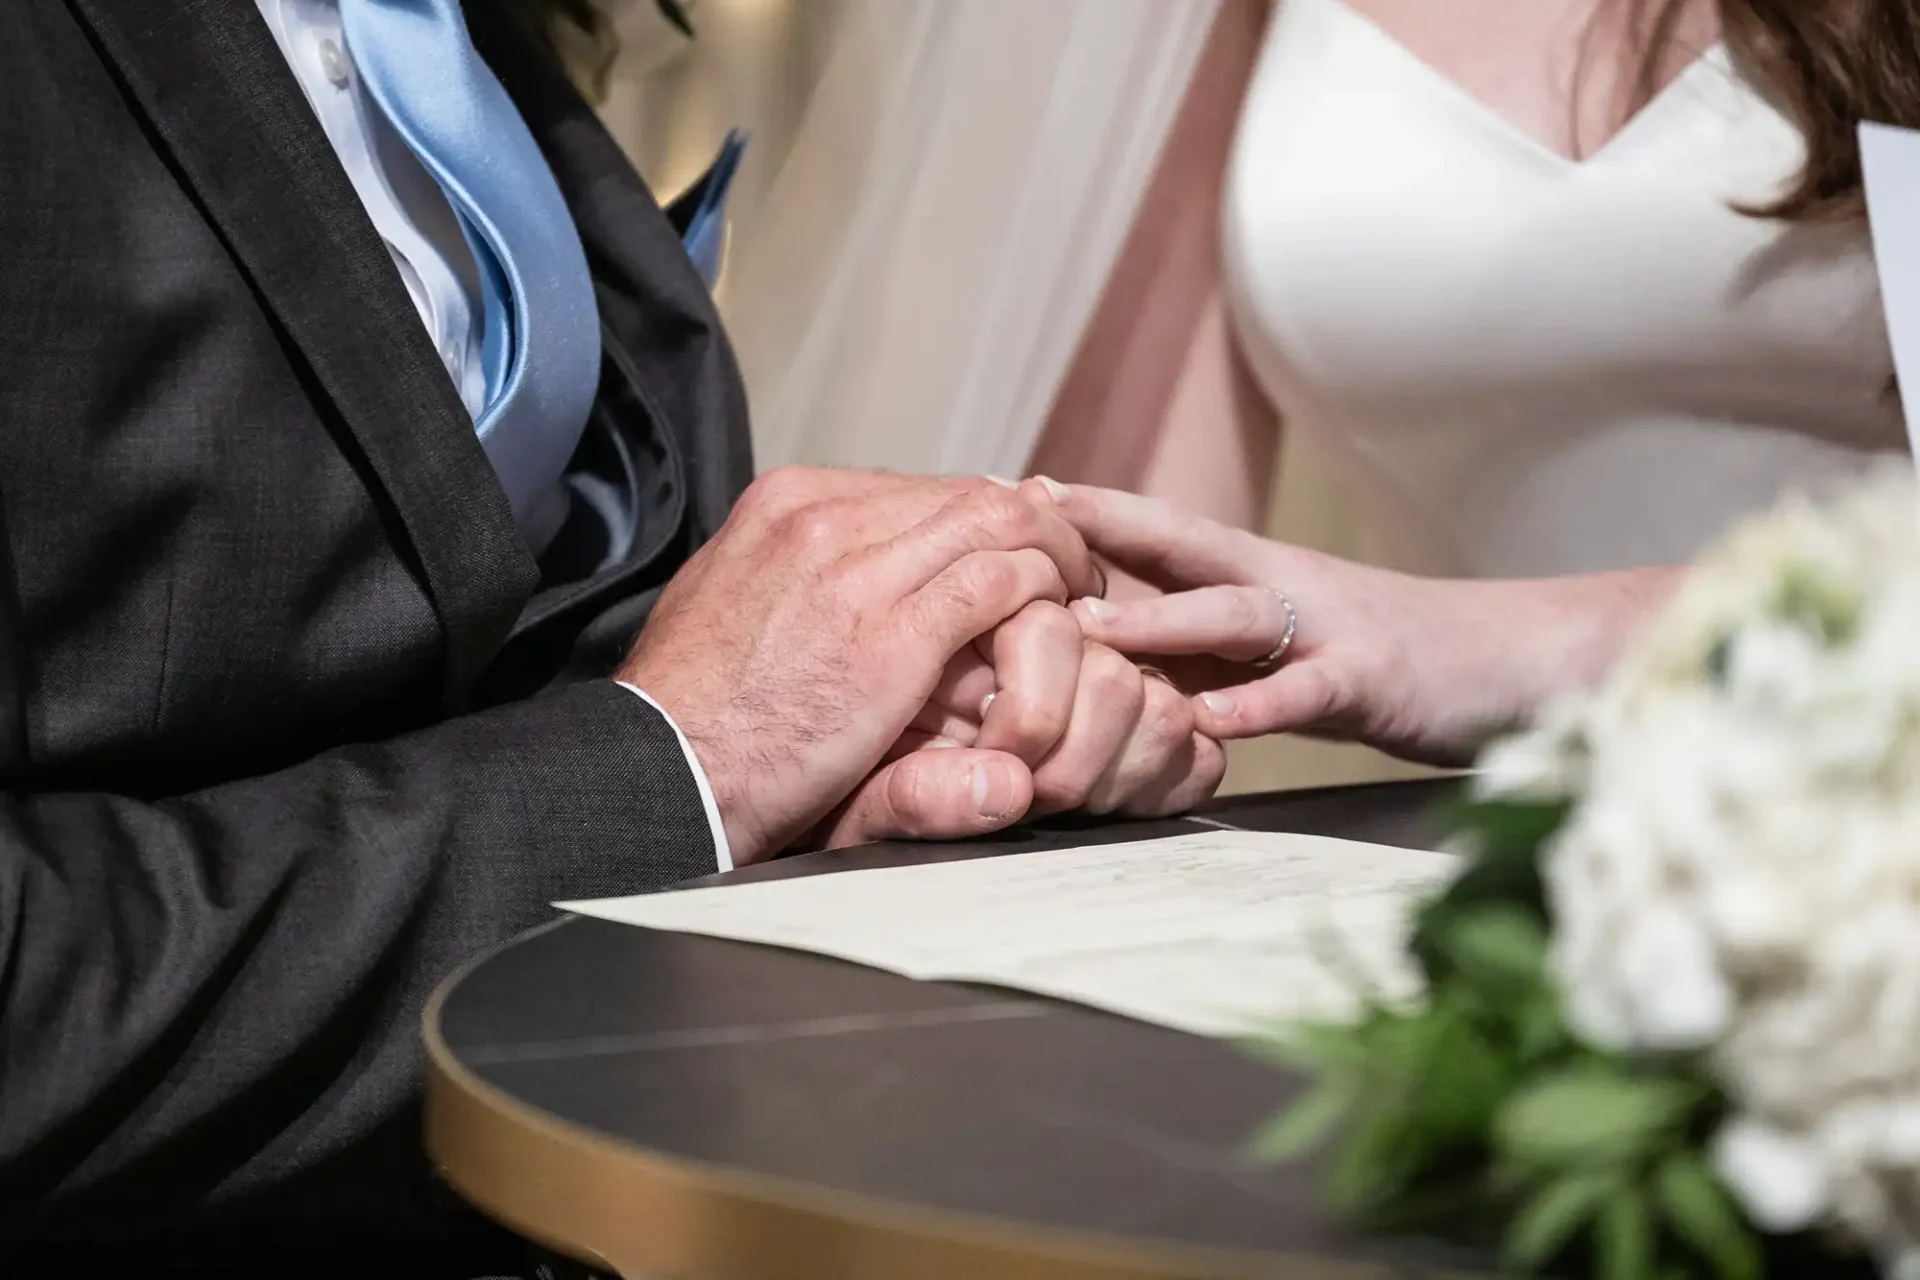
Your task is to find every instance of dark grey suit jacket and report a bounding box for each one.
[0,0,753,1248]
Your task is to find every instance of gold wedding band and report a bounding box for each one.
[1137,665,1176,687]
[1252,590,1297,669]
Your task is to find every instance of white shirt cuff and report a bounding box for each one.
[615,681,733,873]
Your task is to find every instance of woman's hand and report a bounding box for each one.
[1055,484,1679,766]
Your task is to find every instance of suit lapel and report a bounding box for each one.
[68,0,536,705]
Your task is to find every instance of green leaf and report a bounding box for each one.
[1654,1153,1762,1280]
[1444,795,1574,862]
[1413,1002,1514,1140]
[1412,794,1568,984]
[1515,989,1569,1062]
[1438,906,1548,994]
[1325,1099,1427,1213]
[1343,1010,1438,1093]
[1493,1068,1703,1172]
[1242,1021,1368,1074]
[1319,1016,1508,1216]
[1596,1188,1654,1280]
[1248,1079,1357,1163]
[1504,1169,1617,1269]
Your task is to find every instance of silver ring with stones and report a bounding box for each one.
[1253,590,1297,669]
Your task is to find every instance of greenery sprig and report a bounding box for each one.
[1247,797,1763,1280]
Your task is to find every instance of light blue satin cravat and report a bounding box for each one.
[679,130,746,288]
[340,0,601,547]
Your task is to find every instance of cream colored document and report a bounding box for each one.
[559,831,1459,1038]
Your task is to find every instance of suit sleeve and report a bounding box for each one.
[617,682,733,872]
[0,678,714,1234]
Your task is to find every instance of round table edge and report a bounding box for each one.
[422,924,1459,1280]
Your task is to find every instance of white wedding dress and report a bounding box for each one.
[1225,0,1907,578]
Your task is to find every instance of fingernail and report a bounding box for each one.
[971,761,1017,817]
[1080,597,1119,623]
[1037,475,1069,503]
[986,475,1019,488]
[1200,691,1236,718]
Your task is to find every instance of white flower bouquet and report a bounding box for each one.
[1258,467,1920,1279]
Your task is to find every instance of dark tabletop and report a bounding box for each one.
[432,778,1495,1278]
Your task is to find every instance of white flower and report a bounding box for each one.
[1712,1119,1829,1232]
[1477,465,1920,1269]
[1612,900,1733,1049]
[1473,699,1588,800]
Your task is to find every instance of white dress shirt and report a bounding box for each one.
[255,0,733,870]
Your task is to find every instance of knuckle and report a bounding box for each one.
[1037,597,1080,632]
[1195,735,1229,789]
[1032,765,1092,813]
[738,467,830,533]
[964,554,1022,607]
[1036,557,1069,604]
[918,580,975,630]
[1002,597,1068,638]
[779,503,846,554]
[1028,601,1083,650]
[1084,648,1144,711]
[915,580,982,639]
[745,465,803,508]
[979,485,1029,518]
[1146,681,1195,742]
[1137,695,1191,757]
[973,488,1036,537]
[1007,700,1068,753]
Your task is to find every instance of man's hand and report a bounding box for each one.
[814,600,1229,848]
[619,468,1101,865]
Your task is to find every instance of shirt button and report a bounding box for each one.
[317,37,352,88]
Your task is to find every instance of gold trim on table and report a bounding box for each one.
[424,940,1486,1280]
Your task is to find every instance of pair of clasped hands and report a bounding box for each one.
[622,467,1531,867]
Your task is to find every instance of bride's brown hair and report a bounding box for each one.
[1628,0,1920,220]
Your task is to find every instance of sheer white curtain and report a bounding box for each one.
[598,1,1427,794]
[600,0,1219,478]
